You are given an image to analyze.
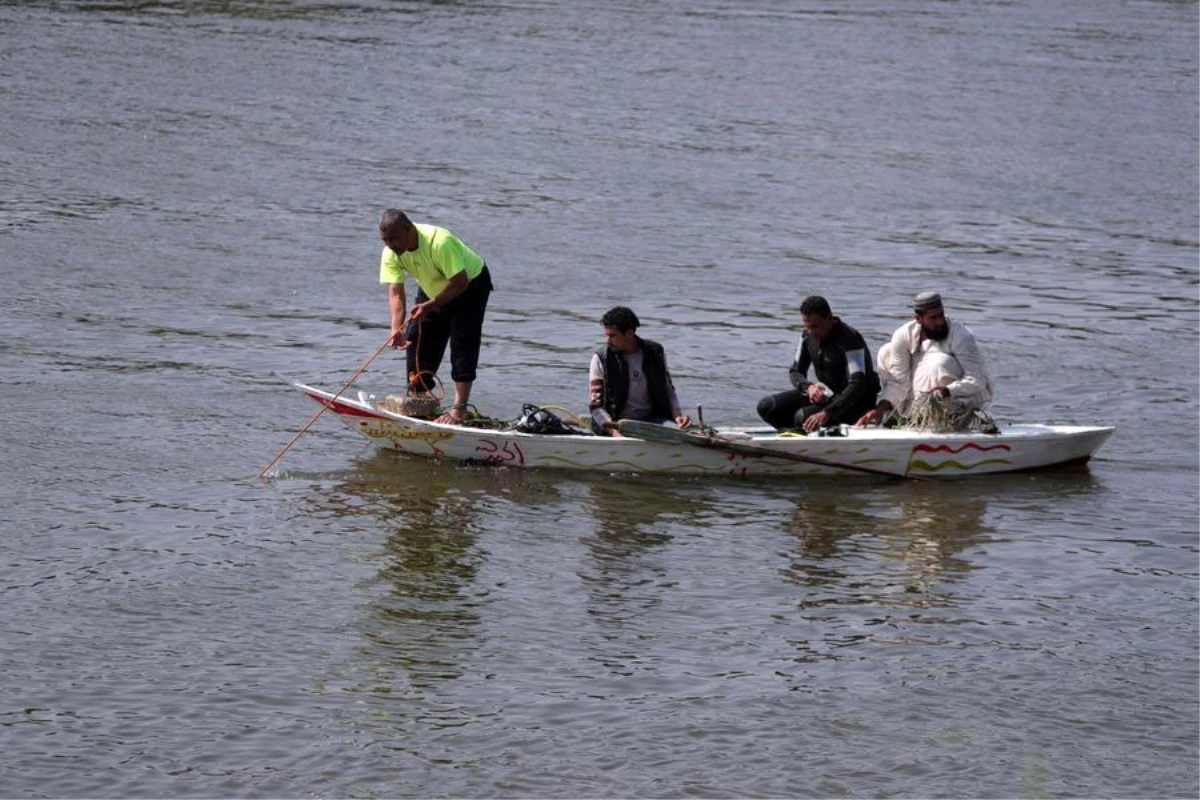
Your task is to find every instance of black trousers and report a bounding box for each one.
[406,266,493,392]
[757,387,870,430]
[757,388,823,430]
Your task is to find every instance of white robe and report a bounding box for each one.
[878,319,994,415]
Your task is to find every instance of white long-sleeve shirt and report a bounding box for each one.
[878,319,994,414]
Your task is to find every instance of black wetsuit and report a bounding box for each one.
[757,318,880,430]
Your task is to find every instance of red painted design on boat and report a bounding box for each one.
[912,442,1011,455]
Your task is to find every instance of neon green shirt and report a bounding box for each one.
[378,223,484,298]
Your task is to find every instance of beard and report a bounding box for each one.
[921,322,950,341]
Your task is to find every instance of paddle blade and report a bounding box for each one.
[615,419,694,443]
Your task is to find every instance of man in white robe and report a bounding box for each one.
[856,292,994,426]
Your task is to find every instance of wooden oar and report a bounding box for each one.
[616,419,908,479]
[258,333,396,478]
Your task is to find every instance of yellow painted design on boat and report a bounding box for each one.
[536,455,738,474]
[365,425,454,441]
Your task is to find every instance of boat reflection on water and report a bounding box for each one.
[571,475,722,678]
[294,453,1110,693]
[577,475,686,558]
[776,471,1108,665]
[310,450,564,699]
[574,477,683,621]
[783,482,992,599]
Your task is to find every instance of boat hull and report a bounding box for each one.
[292,384,1114,479]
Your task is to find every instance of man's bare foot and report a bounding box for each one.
[435,406,467,425]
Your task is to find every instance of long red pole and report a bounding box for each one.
[258,333,395,478]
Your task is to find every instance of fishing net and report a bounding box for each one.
[904,393,972,432]
[903,394,999,434]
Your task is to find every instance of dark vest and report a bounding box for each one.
[598,337,674,421]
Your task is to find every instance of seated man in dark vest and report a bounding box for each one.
[757,295,880,433]
[589,307,692,436]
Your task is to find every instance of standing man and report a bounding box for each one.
[757,295,880,433]
[378,208,494,425]
[856,292,994,426]
[589,307,692,436]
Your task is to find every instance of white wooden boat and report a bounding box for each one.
[292,383,1114,479]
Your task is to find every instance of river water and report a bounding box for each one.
[1,1,1197,797]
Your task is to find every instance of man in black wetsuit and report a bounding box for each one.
[756,295,880,433]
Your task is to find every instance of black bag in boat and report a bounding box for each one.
[511,404,581,435]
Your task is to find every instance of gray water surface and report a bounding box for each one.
[1,1,1197,797]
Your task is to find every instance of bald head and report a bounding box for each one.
[379,208,413,238]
